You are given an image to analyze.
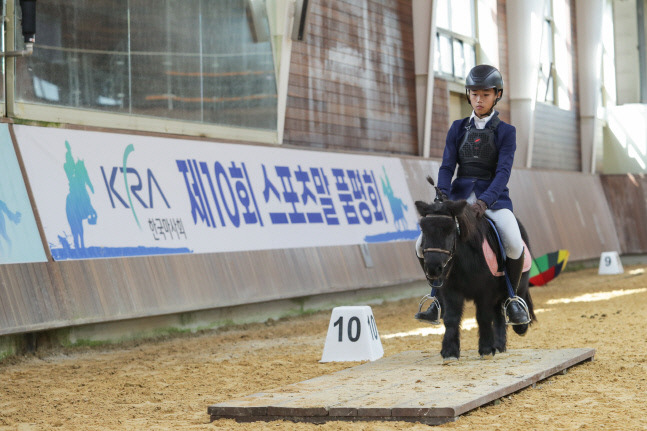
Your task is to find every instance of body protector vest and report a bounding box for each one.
[457,114,501,180]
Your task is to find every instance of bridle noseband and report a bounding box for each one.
[421,214,461,287]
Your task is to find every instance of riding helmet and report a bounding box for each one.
[465,64,503,105]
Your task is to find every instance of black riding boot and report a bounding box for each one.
[414,257,442,324]
[504,255,531,325]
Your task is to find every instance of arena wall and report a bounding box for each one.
[0,124,623,339]
[600,174,647,255]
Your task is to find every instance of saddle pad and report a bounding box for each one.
[482,239,532,277]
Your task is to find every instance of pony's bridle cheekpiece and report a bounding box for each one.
[421,214,460,287]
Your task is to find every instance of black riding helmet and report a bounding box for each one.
[465,64,504,106]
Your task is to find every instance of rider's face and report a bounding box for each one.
[469,89,498,118]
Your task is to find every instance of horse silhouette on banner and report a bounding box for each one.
[64,141,97,249]
[381,167,408,231]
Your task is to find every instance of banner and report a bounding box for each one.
[15,126,419,261]
[0,124,47,264]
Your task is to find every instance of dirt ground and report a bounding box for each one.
[1,265,647,431]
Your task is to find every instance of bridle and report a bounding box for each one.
[421,214,461,287]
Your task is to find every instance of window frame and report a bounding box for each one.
[3,0,284,144]
[537,0,558,106]
[434,0,477,83]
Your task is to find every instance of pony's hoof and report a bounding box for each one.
[480,353,494,360]
[442,356,459,365]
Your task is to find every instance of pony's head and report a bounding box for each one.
[415,177,479,283]
[415,199,470,282]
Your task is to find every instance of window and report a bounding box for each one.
[434,0,476,80]
[536,0,574,110]
[13,0,278,131]
[537,1,556,104]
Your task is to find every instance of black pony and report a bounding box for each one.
[415,177,535,361]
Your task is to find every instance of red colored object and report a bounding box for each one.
[529,250,570,287]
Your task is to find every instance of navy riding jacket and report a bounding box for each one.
[437,114,516,212]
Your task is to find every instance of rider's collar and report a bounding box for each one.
[470,110,497,130]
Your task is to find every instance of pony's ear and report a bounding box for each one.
[445,200,468,217]
[415,200,431,216]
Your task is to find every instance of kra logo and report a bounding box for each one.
[100,144,170,228]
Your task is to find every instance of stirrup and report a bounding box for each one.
[502,296,531,325]
[416,294,442,325]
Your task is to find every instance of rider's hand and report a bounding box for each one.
[434,191,448,202]
[471,199,487,218]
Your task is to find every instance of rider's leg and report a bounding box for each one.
[504,254,529,323]
[414,233,442,324]
[485,208,530,325]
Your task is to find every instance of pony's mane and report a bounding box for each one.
[416,199,488,251]
[455,203,489,250]
[416,176,492,251]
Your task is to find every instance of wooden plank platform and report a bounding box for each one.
[208,348,595,425]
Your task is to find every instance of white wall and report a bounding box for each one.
[613,0,641,105]
[603,104,647,173]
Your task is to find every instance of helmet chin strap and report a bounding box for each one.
[475,109,494,119]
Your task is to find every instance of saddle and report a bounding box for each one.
[482,220,532,277]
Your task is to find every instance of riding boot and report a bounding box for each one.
[415,300,442,324]
[504,254,531,325]
[414,257,442,324]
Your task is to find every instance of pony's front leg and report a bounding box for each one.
[493,301,507,353]
[440,293,464,361]
[475,300,496,357]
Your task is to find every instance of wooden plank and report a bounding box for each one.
[287,79,416,111]
[208,348,595,425]
[323,2,414,31]
[286,95,415,126]
[288,62,414,92]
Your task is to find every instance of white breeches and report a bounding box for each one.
[466,192,523,259]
